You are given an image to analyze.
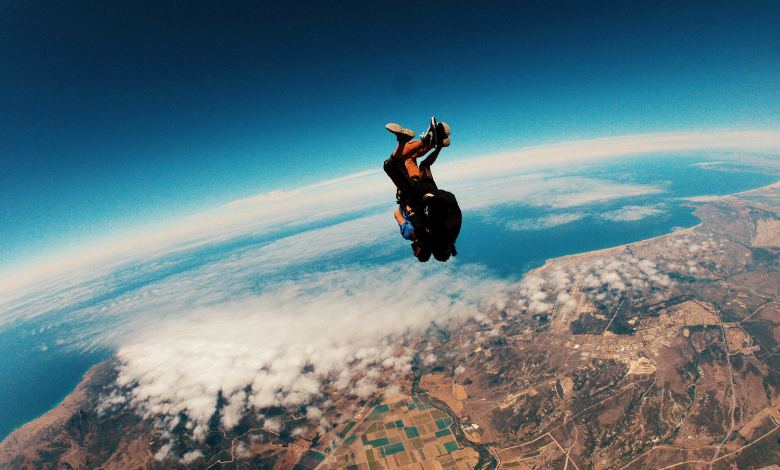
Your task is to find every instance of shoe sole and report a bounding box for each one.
[386,123,415,139]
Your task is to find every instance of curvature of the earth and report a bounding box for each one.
[2,132,780,470]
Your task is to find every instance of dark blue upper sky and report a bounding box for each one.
[2,0,778,268]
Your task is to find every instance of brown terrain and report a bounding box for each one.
[3,181,780,470]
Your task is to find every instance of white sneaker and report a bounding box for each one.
[386,123,415,143]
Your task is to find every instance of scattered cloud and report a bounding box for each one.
[513,254,673,316]
[505,213,586,231]
[180,450,204,465]
[688,161,727,169]
[681,195,723,203]
[502,202,668,232]
[454,174,664,211]
[96,260,507,433]
[601,204,666,222]
[544,182,663,209]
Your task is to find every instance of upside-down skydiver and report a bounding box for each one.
[383,118,462,262]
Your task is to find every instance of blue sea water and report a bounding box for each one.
[0,325,111,441]
[455,154,778,279]
[0,152,777,443]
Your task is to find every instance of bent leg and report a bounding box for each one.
[392,140,409,160]
[393,141,431,182]
[405,158,421,179]
[385,125,435,201]
[384,157,415,196]
[393,140,432,160]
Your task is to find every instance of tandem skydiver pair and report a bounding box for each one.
[383,117,462,262]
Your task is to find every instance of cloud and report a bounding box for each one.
[512,253,673,317]
[503,202,668,232]
[681,195,723,203]
[505,213,586,231]
[0,213,396,332]
[454,174,664,212]
[601,204,666,222]
[544,182,663,209]
[102,261,506,431]
[154,443,174,461]
[180,450,204,465]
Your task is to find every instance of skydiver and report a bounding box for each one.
[383,118,462,262]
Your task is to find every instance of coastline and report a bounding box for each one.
[527,174,780,276]
[527,221,704,276]
[0,360,116,460]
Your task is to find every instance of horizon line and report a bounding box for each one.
[2,129,779,301]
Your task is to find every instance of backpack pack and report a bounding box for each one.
[404,189,461,255]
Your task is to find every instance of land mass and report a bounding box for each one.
[4,182,780,470]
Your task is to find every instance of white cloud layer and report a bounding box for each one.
[601,204,666,222]
[97,247,674,442]
[453,174,664,211]
[105,262,506,431]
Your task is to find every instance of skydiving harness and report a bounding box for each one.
[398,191,458,256]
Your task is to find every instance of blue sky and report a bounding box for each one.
[1,0,779,268]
